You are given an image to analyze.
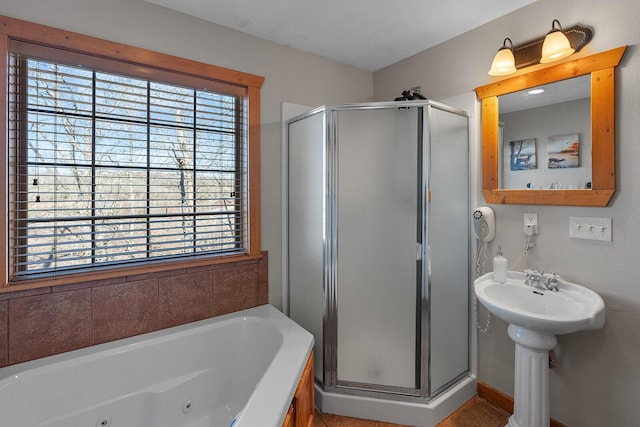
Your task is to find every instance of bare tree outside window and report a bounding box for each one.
[10,55,247,278]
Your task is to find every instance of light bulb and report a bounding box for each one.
[488,38,516,76]
[540,20,575,63]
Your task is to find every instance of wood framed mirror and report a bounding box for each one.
[475,46,626,206]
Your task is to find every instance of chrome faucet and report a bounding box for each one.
[524,269,559,292]
[541,272,559,291]
[525,269,543,288]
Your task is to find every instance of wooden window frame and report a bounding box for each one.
[0,15,264,291]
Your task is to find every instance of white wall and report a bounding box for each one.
[0,0,374,308]
[375,0,640,425]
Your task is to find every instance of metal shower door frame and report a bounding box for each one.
[322,102,430,398]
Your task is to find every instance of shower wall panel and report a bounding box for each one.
[427,107,470,393]
[287,111,325,380]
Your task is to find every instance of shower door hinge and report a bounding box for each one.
[416,243,423,260]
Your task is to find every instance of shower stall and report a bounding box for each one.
[284,101,474,426]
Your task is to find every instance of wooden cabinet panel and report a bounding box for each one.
[282,404,294,427]
[283,352,314,427]
[294,352,314,427]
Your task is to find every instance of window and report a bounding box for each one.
[2,20,263,284]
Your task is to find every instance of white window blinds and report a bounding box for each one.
[8,44,248,279]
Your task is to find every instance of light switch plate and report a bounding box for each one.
[569,217,612,241]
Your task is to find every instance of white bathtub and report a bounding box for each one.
[0,304,314,427]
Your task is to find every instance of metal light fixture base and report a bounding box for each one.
[512,24,593,69]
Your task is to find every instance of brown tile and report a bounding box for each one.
[317,412,412,427]
[213,263,259,316]
[436,397,509,427]
[52,276,126,293]
[0,286,51,301]
[8,289,92,364]
[314,409,329,426]
[258,251,269,283]
[92,279,158,344]
[220,262,259,283]
[126,268,187,283]
[211,258,259,269]
[185,263,216,274]
[258,280,269,305]
[158,271,214,329]
[0,301,7,367]
[258,252,269,304]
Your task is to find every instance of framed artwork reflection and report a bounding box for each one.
[509,138,536,171]
[548,133,579,168]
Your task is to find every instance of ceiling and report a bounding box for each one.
[146,0,536,72]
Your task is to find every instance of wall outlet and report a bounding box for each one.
[570,217,612,241]
[524,213,538,235]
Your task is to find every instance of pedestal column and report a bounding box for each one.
[507,324,557,427]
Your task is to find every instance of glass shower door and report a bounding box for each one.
[334,107,420,393]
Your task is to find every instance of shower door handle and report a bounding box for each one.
[416,243,423,261]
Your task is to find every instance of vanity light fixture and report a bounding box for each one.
[488,38,516,76]
[487,21,592,76]
[540,19,575,63]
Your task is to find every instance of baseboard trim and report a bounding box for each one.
[477,382,567,427]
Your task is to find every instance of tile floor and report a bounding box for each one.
[313,396,510,427]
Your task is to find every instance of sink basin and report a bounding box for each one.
[474,271,605,335]
[475,271,606,427]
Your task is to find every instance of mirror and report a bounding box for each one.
[475,46,626,206]
[499,75,591,190]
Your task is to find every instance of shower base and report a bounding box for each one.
[315,375,476,427]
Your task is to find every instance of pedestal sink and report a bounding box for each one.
[474,271,605,427]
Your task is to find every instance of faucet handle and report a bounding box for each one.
[541,272,560,291]
[525,268,542,277]
[524,269,541,288]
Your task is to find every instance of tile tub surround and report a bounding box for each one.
[0,252,269,366]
